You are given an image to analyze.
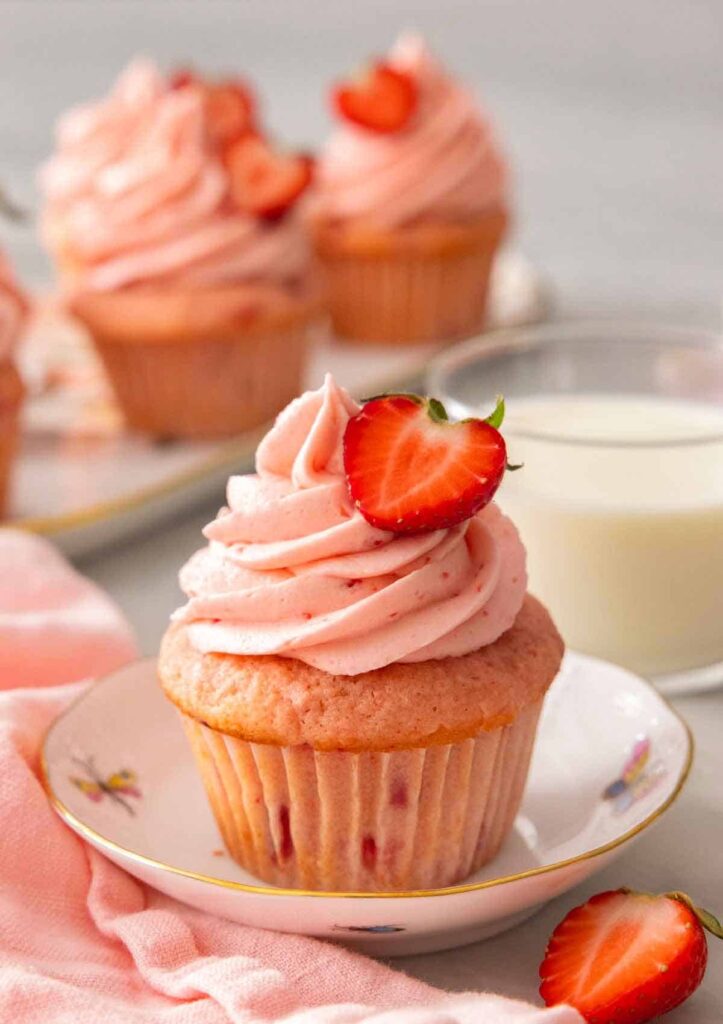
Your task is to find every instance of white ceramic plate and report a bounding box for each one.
[11,252,550,557]
[42,651,692,956]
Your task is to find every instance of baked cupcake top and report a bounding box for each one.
[173,374,527,676]
[316,33,507,228]
[40,59,313,293]
[161,594,562,749]
[0,249,28,362]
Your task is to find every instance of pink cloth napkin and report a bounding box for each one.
[0,528,582,1024]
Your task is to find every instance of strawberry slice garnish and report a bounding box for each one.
[169,66,197,91]
[204,80,256,149]
[540,888,723,1024]
[225,136,313,220]
[333,61,417,133]
[343,394,509,534]
[169,68,256,150]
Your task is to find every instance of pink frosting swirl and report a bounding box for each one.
[40,59,308,292]
[317,34,508,227]
[0,251,28,361]
[174,374,526,675]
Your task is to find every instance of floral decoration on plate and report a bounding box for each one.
[70,756,141,816]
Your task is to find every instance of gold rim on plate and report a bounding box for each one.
[39,658,694,901]
[16,431,265,535]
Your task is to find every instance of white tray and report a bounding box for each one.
[11,252,550,557]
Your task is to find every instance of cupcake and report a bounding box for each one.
[313,33,509,345]
[159,375,563,891]
[40,60,318,439]
[0,251,28,517]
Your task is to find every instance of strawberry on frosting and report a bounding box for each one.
[318,33,508,227]
[174,374,526,676]
[40,59,312,293]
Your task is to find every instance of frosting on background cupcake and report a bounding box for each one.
[175,374,527,675]
[317,33,508,228]
[0,251,28,361]
[40,59,309,292]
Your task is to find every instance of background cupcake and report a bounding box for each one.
[313,33,509,344]
[0,250,28,517]
[40,59,318,439]
[159,376,563,892]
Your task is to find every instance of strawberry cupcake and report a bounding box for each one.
[159,374,563,892]
[40,59,317,439]
[313,33,509,344]
[0,251,28,517]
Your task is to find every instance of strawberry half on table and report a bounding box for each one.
[540,888,723,1024]
[343,393,511,533]
[332,60,418,133]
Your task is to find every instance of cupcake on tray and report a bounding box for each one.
[159,374,563,892]
[40,60,317,439]
[313,33,509,345]
[0,250,28,517]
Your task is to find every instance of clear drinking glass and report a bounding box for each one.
[427,322,723,695]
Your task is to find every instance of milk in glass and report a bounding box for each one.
[498,395,723,676]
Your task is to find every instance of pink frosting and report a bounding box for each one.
[317,33,507,227]
[174,374,526,675]
[0,251,28,362]
[40,59,308,291]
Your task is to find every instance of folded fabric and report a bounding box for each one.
[0,526,581,1023]
[0,529,136,688]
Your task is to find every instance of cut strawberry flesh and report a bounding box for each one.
[226,136,313,219]
[169,67,196,91]
[205,81,256,148]
[540,890,709,1024]
[343,395,507,534]
[333,61,418,134]
[168,69,256,150]
[166,68,311,219]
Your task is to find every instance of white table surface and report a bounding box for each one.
[4,0,723,1017]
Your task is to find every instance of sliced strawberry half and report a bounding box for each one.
[343,394,508,534]
[226,136,313,220]
[333,61,417,133]
[169,68,256,149]
[169,66,197,91]
[205,79,256,148]
[540,888,723,1024]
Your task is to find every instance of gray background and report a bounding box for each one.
[2,1,722,1018]
[2,0,721,323]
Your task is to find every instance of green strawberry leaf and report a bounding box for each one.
[426,397,449,423]
[484,395,505,429]
[668,892,723,939]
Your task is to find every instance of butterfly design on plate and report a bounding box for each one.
[332,924,406,934]
[70,756,141,816]
[603,736,665,815]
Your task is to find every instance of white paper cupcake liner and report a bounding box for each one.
[314,210,507,344]
[91,324,309,439]
[181,698,542,892]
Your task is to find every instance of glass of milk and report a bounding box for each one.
[428,322,723,694]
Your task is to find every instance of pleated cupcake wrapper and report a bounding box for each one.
[181,699,541,892]
[0,364,24,517]
[317,228,505,345]
[90,325,310,440]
